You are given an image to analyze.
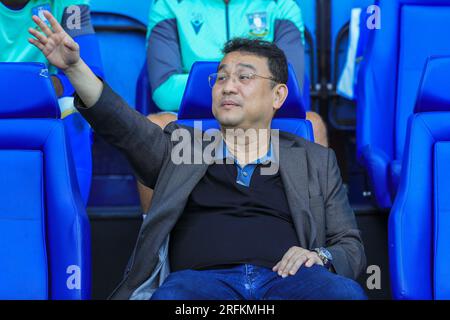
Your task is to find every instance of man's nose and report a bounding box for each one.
[221,75,239,94]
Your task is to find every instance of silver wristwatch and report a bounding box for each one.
[314,247,333,269]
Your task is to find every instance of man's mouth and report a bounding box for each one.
[220,100,241,109]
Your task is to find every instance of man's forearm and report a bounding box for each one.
[64,58,103,108]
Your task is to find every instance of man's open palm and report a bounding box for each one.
[28,10,80,71]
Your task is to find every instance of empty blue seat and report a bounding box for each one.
[330,0,374,129]
[177,61,314,141]
[90,0,150,108]
[0,63,91,299]
[89,0,152,206]
[356,0,450,208]
[389,56,450,300]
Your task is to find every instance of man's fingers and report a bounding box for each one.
[282,255,304,277]
[272,262,279,272]
[305,253,322,268]
[28,28,48,45]
[289,257,306,275]
[28,38,45,51]
[279,247,302,267]
[277,247,308,276]
[32,15,53,37]
[304,257,316,268]
[43,10,64,33]
[276,256,292,276]
[280,247,297,261]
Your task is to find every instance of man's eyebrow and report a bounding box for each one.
[217,63,257,72]
[218,64,227,72]
[236,63,256,72]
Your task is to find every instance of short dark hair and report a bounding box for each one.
[222,37,288,86]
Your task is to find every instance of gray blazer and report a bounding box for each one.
[75,83,366,300]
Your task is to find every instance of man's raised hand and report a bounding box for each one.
[28,10,80,71]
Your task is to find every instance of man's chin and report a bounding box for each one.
[215,114,244,128]
[216,113,243,128]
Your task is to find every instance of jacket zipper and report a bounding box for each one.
[224,0,230,41]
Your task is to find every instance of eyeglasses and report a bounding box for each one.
[208,72,279,88]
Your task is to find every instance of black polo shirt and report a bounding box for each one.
[169,142,300,272]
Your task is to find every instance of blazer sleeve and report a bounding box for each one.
[324,149,367,280]
[74,82,171,189]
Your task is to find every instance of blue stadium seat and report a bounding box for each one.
[0,62,92,204]
[177,61,314,142]
[0,63,91,299]
[330,0,374,129]
[356,0,450,209]
[389,56,450,300]
[89,0,152,206]
[90,0,150,107]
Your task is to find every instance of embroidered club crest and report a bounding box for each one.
[32,4,52,28]
[247,12,269,37]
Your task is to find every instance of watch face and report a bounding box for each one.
[322,249,332,261]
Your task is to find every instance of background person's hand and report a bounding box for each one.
[28,10,80,71]
[272,246,324,278]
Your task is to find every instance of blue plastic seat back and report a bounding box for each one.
[89,0,151,206]
[389,114,450,300]
[177,118,314,142]
[393,2,450,161]
[178,61,307,120]
[331,0,374,82]
[0,63,91,299]
[90,0,151,108]
[356,0,450,208]
[0,148,47,299]
[330,0,375,130]
[389,56,450,300]
[138,62,310,116]
[0,62,59,119]
[0,121,91,300]
[177,61,313,141]
[0,63,91,206]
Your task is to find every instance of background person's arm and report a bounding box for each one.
[146,0,188,111]
[274,0,306,90]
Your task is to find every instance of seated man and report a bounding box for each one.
[140,0,328,213]
[1,0,103,204]
[29,11,367,300]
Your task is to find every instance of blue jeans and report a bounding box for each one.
[151,264,367,300]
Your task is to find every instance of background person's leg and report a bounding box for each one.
[137,112,177,213]
[150,268,244,300]
[262,264,367,300]
[306,111,329,147]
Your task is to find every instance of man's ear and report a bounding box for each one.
[273,83,289,111]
